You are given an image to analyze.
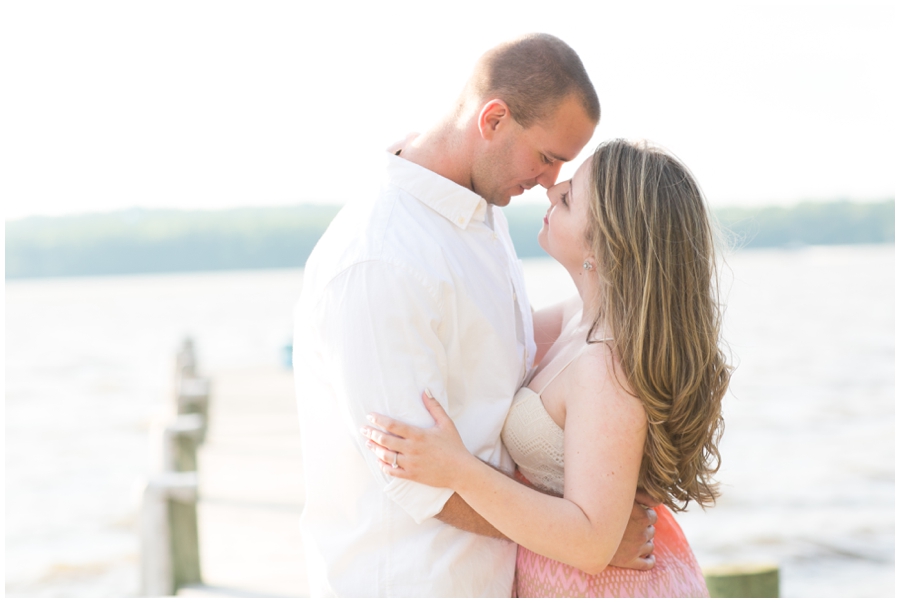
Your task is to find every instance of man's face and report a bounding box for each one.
[472,95,596,207]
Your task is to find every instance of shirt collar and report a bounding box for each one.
[384,151,488,230]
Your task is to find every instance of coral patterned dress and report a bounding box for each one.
[501,378,709,598]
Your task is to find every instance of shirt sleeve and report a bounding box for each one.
[314,259,454,524]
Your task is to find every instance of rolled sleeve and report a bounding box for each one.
[316,259,454,522]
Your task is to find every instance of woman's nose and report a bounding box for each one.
[547,184,560,205]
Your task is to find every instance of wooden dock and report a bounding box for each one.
[180,366,308,597]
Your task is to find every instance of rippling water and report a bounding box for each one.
[4,245,894,596]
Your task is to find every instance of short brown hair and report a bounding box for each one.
[465,33,600,128]
[585,139,731,511]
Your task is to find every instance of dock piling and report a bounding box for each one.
[163,414,205,473]
[140,339,209,596]
[140,472,200,596]
[704,563,780,597]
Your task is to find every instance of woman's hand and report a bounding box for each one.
[362,390,476,490]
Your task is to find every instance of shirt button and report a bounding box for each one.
[457,217,465,225]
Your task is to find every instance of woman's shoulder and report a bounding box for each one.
[566,343,645,421]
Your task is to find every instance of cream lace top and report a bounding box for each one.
[501,336,613,496]
[501,386,566,495]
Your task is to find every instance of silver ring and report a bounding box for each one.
[392,452,399,469]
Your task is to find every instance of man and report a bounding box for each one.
[293,34,655,597]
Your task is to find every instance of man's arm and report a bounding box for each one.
[532,296,581,366]
[436,476,658,569]
[317,260,455,522]
[436,493,508,539]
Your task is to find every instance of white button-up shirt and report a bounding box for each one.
[293,151,536,597]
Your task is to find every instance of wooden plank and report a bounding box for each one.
[188,367,307,597]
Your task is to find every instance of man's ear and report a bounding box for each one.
[477,99,512,141]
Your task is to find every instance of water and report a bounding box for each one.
[5,269,303,596]
[680,245,894,597]
[4,245,894,596]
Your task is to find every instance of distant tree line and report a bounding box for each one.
[715,201,895,249]
[5,199,893,279]
[6,206,339,279]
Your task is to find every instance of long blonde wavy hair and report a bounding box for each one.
[585,139,731,511]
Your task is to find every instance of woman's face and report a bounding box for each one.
[537,157,594,275]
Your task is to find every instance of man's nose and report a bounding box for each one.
[536,162,564,190]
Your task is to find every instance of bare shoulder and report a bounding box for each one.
[566,344,646,425]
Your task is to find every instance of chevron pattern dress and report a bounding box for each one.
[502,386,709,597]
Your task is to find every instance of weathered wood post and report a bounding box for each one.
[163,414,205,473]
[177,377,210,444]
[140,339,210,596]
[176,337,196,379]
[704,563,780,597]
[140,472,200,596]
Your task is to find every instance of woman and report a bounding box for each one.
[362,139,731,597]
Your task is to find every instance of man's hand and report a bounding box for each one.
[634,489,661,509]
[608,496,658,571]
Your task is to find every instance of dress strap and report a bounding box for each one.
[536,337,613,396]
[536,354,579,396]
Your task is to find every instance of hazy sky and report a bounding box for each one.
[1,0,894,220]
